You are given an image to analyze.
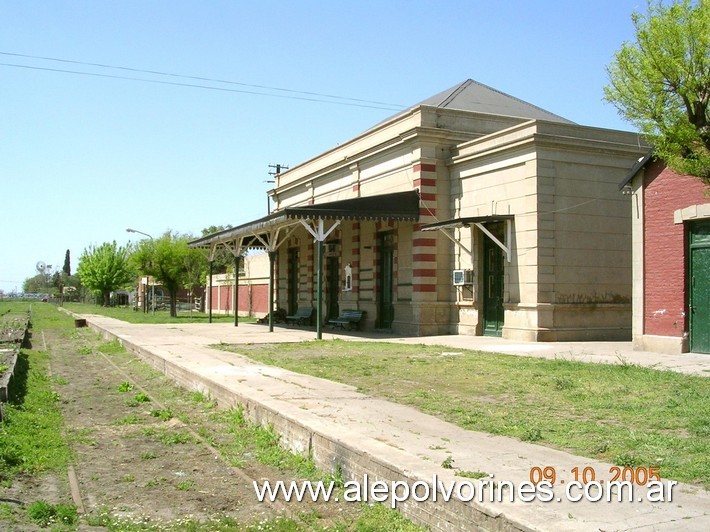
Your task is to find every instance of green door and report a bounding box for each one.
[287,248,299,316]
[326,256,340,320]
[482,224,505,337]
[377,232,395,329]
[690,221,710,354]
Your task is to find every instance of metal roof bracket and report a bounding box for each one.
[437,228,473,260]
[474,220,511,263]
[300,218,341,242]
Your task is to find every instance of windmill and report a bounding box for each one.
[35,261,52,294]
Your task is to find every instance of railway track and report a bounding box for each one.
[30,323,357,528]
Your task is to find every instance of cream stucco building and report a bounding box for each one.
[193,80,648,341]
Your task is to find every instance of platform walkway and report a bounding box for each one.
[74,314,710,531]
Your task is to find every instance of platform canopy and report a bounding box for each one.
[188,190,420,336]
[420,214,513,231]
[188,190,421,253]
[420,214,514,263]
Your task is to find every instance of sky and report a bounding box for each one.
[0,0,646,294]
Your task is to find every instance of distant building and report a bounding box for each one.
[206,253,270,317]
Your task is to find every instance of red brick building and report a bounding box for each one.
[205,253,270,318]
[623,155,710,354]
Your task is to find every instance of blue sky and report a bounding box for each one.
[1,0,644,293]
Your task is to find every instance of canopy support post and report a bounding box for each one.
[300,218,341,339]
[208,260,213,323]
[233,254,241,326]
[268,251,276,332]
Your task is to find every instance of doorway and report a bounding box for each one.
[287,248,299,316]
[377,232,395,329]
[326,255,340,320]
[690,221,710,353]
[482,223,505,337]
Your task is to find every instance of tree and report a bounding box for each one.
[132,231,206,317]
[23,273,47,294]
[77,241,135,306]
[63,249,71,276]
[201,225,233,274]
[605,0,710,181]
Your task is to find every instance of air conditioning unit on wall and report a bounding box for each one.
[452,269,474,286]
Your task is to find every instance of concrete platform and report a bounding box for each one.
[74,314,710,531]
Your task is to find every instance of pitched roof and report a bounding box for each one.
[406,79,574,124]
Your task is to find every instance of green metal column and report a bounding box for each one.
[233,255,240,327]
[316,239,324,340]
[208,260,213,324]
[268,251,276,332]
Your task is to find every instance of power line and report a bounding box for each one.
[0,51,406,111]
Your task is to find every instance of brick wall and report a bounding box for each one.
[643,161,708,336]
[412,164,438,296]
[249,284,268,314]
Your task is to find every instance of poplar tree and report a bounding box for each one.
[605,0,710,181]
[63,249,71,276]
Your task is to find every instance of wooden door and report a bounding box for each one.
[690,221,710,353]
[482,224,505,337]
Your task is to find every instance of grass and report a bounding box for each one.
[1,301,423,531]
[211,405,319,478]
[0,301,74,484]
[82,505,420,532]
[150,408,174,421]
[63,302,257,325]
[26,499,78,527]
[118,380,135,392]
[114,414,144,426]
[141,427,194,445]
[218,340,710,488]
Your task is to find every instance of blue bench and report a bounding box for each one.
[285,307,314,326]
[327,310,365,331]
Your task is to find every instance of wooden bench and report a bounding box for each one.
[327,310,365,331]
[285,307,314,326]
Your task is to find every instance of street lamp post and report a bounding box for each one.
[126,228,155,315]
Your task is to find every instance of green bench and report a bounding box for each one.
[285,307,314,326]
[327,310,365,331]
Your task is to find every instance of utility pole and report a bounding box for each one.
[265,164,288,215]
[268,164,288,176]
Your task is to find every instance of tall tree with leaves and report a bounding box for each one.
[63,249,71,276]
[132,230,206,317]
[23,273,47,294]
[605,0,710,181]
[77,241,135,306]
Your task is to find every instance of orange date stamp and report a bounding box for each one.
[529,466,661,486]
